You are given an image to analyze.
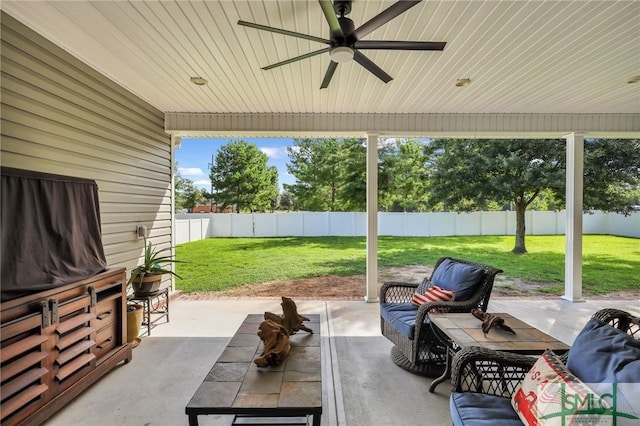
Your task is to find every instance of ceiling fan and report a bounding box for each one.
[238,0,446,89]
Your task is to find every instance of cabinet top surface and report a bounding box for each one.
[1,267,126,312]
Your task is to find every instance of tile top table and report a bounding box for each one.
[428,312,570,392]
[185,313,322,426]
[430,312,570,353]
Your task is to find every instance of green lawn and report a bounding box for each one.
[174,235,640,295]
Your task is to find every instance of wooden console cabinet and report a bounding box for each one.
[1,267,132,425]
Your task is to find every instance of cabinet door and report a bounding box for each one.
[53,293,96,391]
[93,278,126,361]
[0,303,49,424]
[94,298,118,360]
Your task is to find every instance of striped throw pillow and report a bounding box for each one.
[411,285,456,306]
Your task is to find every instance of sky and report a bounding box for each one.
[175,137,295,191]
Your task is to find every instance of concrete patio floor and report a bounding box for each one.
[43,297,639,426]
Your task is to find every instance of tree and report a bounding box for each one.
[285,138,361,211]
[335,138,367,211]
[284,137,436,212]
[279,190,296,211]
[209,141,279,212]
[175,166,205,212]
[428,138,640,254]
[379,138,433,212]
[174,173,190,212]
[428,139,567,254]
[266,166,280,212]
[621,185,640,209]
[582,139,640,215]
[527,188,562,211]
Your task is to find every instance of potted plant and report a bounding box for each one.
[128,239,183,297]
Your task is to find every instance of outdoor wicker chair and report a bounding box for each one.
[449,308,640,426]
[379,257,503,376]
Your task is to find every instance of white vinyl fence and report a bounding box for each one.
[175,211,639,244]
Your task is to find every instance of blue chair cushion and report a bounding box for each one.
[431,258,485,301]
[566,318,640,385]
[450,392,522,426]
[380,303,425,339]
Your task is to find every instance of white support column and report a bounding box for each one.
[365,133,379,302]
[562,132,585,302]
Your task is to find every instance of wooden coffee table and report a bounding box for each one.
[428,312,570,392]
[185,314,322,426]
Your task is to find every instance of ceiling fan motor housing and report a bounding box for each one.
[337,17,356,46]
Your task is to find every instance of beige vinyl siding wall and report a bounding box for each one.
[1,12,173,285]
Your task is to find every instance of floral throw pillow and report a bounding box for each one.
[511,350,608,426]
[411,285,455,306]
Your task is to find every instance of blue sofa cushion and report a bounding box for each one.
[380,303,425,339]
[431,258,485,301]
[450,392,522,426]
[567,318,640,385]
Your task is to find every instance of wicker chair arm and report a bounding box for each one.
[413,299,483,339]
[451,346,537,397]
[379,281,419,303]
[592,308,631,323]
[414,298,484,323]
[592,308,640,337]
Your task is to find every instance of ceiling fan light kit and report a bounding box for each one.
[330,46,354,63]
[238,0,446,89]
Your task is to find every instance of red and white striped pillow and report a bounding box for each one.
[411,285,456,306]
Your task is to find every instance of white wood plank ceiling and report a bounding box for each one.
[2,1,639,117]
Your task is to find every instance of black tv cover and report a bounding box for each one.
[1,167,107,301]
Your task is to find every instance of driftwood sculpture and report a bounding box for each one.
[254,319,291,367]
[472,309,516,336]
[264,296,313,335]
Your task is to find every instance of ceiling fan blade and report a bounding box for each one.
[320,61,338,89]
[318,0,345,40]
[352,1,422,41]
[356,40,446,51]
[353,50,393,84]
[263,48,331,71]
[238,20,328,44]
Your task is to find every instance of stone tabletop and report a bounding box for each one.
[186,313,322,424]
[429,312,570,353]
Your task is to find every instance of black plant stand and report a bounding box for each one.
[129,286,170,336]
